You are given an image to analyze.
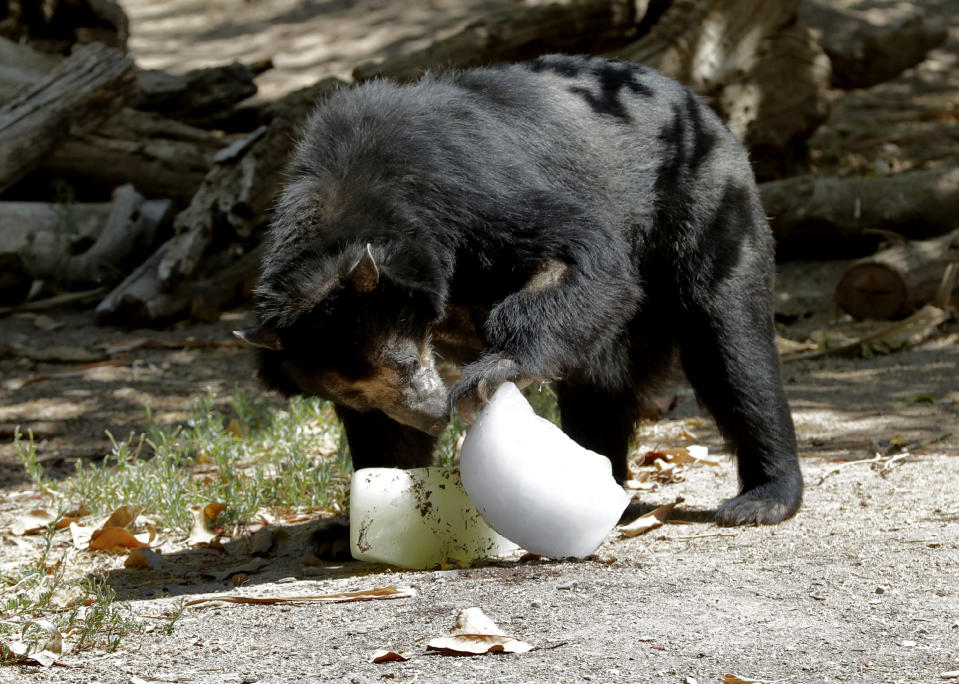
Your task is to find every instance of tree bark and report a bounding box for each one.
[64,184,175,287]
[761,166,959,260]
[41,107,231,201]
[835,229,959,320]
[800,0,947,89]
[0,41,136,193]
[0,36,61,103]
[0,200,111,278]
[137,60,267,128]
[95,78,346,326]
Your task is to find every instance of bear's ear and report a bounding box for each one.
[233,327,284,350]
[351,243,379,293]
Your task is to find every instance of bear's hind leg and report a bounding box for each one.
[556,382,637,483]
[679,295,803,526]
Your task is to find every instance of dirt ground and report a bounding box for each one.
[2,0,959,682]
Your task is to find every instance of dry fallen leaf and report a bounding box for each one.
[618,498,683,538]
[103,504,143,529]
[426,607,533,655]
[2,619,63,668]
[11,509,58,536]
[185,585,416,607]
[639,446,718,467]
[63,503,90,519]
[624,479,657,491]
[369,649,408,663]
[204,502,227,524]
[72,511,155,551]
[125,547,167,570]
[776,335,818,355]
[89,526,151,550]
[69,522,94,549]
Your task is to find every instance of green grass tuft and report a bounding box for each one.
[53,389,352,533]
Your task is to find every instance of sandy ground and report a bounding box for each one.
[121,0,517,99]
[1,0,959,681]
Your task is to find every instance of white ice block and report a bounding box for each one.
[350,467,518,569]
[459,382,631,558]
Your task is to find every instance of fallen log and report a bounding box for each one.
[0,200,111,278]
[41,107,231,201]
[0,36,61,103]
[0,41,137,193]
[807,86,959,178]
[800,0,947,89]
[835,229,959,320]
[761,166,959,260]
[353,0,645,82]
[95,78,346,326]
[64,184,175,287]
[137,59,269,128]
[94,244,263,326]
[0,191,172,289]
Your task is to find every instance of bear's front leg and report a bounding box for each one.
[448,244,641,419]
[446,354,530,420]
[336,405,436,470]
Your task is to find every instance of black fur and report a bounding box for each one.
[251,54,802,526]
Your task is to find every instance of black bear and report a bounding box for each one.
[237,55,803,526]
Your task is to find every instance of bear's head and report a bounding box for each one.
[236,243,449,436]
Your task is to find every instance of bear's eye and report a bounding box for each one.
[401,357,418,377]
[386,355,418,379]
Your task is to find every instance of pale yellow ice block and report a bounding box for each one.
[349,467,518,569]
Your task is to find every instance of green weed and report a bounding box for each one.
[52,390,351,532]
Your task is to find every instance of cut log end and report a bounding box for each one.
[835,263,907,321]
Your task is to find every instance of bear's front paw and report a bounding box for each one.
[447,355,523,422]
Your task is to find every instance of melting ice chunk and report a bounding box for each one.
[459,382,631,558]
[350,467,518,569]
